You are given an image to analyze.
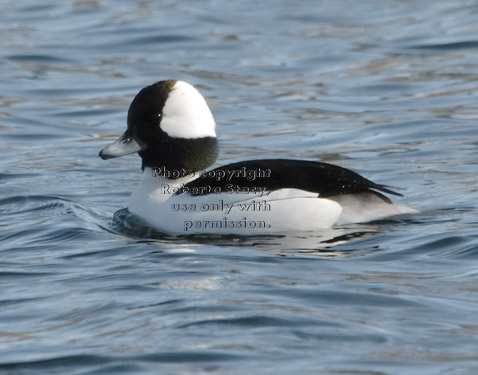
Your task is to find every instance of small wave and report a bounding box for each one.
[0,195,72,215]
[0,355,108,372]
[410,40,478,50]
[0,351,247,372]
[6,54,71,63]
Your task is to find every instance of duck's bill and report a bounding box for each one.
[99,130,142,160]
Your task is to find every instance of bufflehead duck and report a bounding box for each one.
[99,80,416,235]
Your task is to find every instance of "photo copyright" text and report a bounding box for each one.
[152,166,271,181]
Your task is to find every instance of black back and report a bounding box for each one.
[176,159,401,198]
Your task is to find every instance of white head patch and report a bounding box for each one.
[160,81,216,139]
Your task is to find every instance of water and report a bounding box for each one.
[1,0,477,374]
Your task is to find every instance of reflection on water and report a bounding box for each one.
[113,207,387,257]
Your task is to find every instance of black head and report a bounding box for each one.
[99,80,219,176]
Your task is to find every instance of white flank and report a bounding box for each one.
[330,192,418,225]
[160,81,216,139]
[128,169,344,235]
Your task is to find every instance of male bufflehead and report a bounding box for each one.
[99,80,415,235]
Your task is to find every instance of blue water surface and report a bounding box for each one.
[1,1,477,374]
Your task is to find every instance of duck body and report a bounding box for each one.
[100,80,416,235]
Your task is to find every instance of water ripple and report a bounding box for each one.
[411,40,478,50]
[1,0,477,374]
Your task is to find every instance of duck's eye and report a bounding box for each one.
[122,137,130,144]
